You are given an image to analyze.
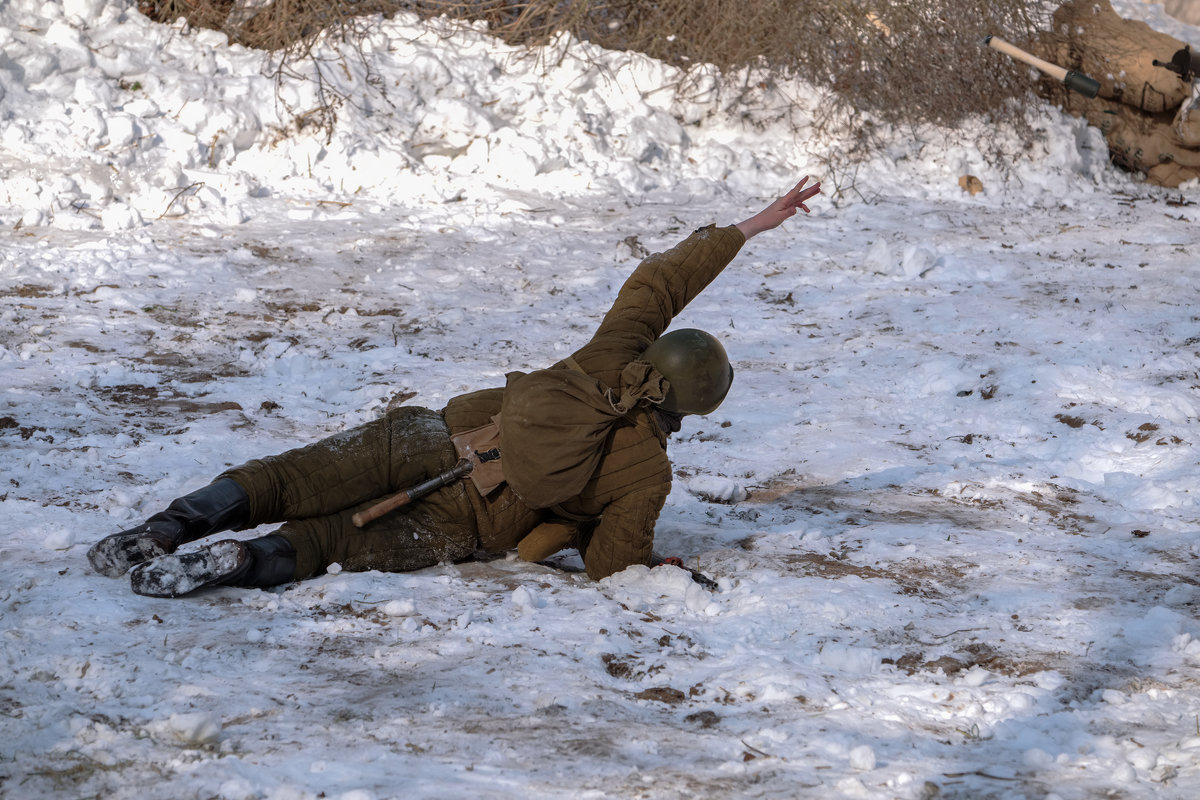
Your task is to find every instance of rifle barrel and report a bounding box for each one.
[985,35,1100,98]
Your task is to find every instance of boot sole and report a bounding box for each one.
[87,529,172,578]
[130,540,246,598]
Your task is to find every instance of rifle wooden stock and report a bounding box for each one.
[986,35,1100,98]
[352,458,473,528]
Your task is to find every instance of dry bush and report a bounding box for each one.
[137,1,1058,177]
[398,1,1053,130]
[138,1,235,33]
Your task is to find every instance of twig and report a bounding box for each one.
[943,770,1025,782]
[69,200,101,220]
[158,182,205,219]
[740,739,778,760]
[932,627,988,639]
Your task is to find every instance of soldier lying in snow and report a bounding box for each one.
[87,177,822,597]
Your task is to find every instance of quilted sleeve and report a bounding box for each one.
[581,483,670,580]
[599,224,745,342]
[570,224,746,380]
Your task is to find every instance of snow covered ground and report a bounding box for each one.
[2,1,1199,798]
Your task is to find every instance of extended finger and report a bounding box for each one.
[784,178,808,199]
[795,181,822,204]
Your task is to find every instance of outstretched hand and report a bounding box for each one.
[734,176,822,240]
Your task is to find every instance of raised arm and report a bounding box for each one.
[735,176,822,240]
[568,177,823,384]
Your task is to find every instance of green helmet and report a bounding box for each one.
[642,328,733,415]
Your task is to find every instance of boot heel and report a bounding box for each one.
[87,479,250,578]
[130,541,247,598]
[87,524,179,578]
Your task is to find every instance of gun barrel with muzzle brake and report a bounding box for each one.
[1153,45,1197,82]
[985,35,1101,98]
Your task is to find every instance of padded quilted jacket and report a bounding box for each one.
[442,224,746,578]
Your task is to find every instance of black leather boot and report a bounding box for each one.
[225,534,297,588]
[129,534,297,598]
[87,479,250,578]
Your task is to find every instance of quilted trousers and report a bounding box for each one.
[219,406,479,580]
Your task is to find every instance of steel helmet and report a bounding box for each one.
[641,328,733,415]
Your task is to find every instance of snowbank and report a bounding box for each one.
[2,2,1200,799]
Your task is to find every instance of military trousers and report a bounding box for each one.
[219,406,479,580]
